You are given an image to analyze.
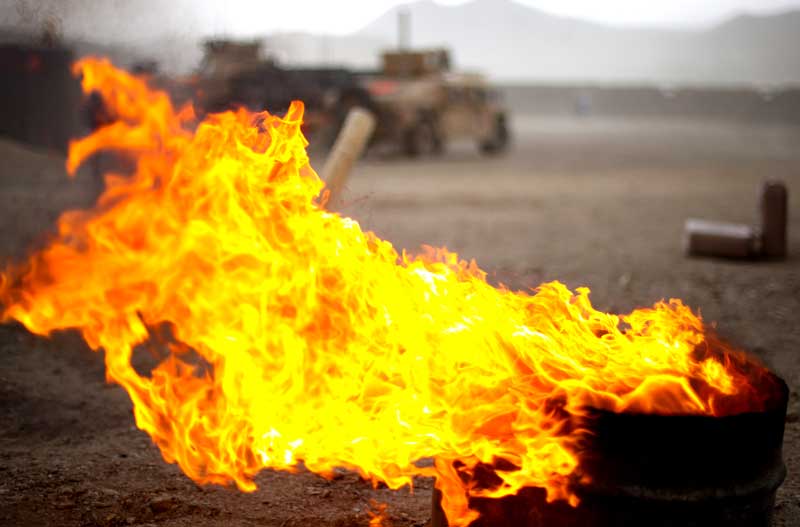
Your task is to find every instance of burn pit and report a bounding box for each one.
[432,371,788,527]
[0,59,791,527]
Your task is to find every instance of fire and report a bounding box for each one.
[0,59,779,527]
[368,501,390,526]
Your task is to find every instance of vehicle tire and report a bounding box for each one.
[403,118,442,157]
[328,87,379,150]
[479,114,509,155]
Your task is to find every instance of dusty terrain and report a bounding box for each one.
[1,115,799,526]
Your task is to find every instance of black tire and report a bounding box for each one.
[328,87,379,149]
[403,118,442,157]
[480,114,509,155]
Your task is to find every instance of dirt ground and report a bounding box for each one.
[1,115,799,527]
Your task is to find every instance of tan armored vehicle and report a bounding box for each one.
[177,39,371,141]
[362,49,509,156]
[193,39,267,112]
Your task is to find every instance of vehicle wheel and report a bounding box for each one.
[328,87,379,150]
[479,114,509,155]
[404,119,441,157]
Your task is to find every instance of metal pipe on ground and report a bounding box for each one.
[320,107,376,211]
[684,219,760,259]
[683,179,789,260]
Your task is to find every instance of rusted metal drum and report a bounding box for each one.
[759,180,788,259]
[432,374,788,527]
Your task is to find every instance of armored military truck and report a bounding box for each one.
[183,39,371,141]
[360,49,509,156]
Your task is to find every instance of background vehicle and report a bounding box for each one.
[177,39,372,141]
[172,41,509,155]
[361,49,509,156]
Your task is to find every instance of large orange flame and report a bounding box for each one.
[0,59,779,526]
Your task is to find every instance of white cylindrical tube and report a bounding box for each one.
[320,107,376,211]
[684,218,760,259]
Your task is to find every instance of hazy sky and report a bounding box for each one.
[510,0,800,27]
[5,0,800,41]
[221,0,800,35]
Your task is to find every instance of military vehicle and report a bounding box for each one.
[182,39,371,141]
[360,49,509,156]
[175,41,508,156]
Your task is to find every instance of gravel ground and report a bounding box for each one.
[1,115,799,526]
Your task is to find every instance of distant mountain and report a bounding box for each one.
[2,0,799,85]
[350,0,800,85]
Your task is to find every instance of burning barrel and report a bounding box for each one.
[0,59,791,527]
[431,372,788,527]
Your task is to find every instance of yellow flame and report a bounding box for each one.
[0,58,778,527]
